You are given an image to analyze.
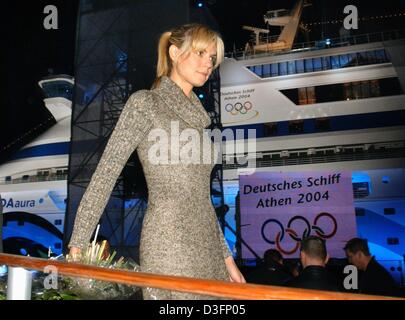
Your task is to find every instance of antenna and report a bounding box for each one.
[242,0,310,54]
[242,26,269,46]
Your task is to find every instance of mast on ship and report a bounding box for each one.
[243,0,312,54]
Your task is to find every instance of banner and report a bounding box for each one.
[239,171,357,259]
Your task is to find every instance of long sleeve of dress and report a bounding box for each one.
[68,90,155,249]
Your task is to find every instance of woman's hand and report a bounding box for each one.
[68,247,82,262]
[225,256,246,283]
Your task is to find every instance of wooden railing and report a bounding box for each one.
[0,253,403,300]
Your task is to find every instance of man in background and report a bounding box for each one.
[246,248,292,286]
[344,237,399,297]
[287,236,339,291]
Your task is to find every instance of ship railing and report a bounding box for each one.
[0,173,68,185]
[0,253,403,300]
[223,146,405,170]
[227,28,405,60]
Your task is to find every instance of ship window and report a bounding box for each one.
[54,219,62,225]
[322,56,331,70]
[298,87,308,104]
[264,123,278,136]
[331,55,340,69]
[370,80,380,97]
[263,64,271,77]
[360,81,370,98]
[352,81,361,99]
[357,51,369,65]
[304,58,313,72]
[343,82,352,100]
[287,61,295,74]
[252,65,262,76]
[339,54,350,68]
[366,50,377,64]
[249,65,256,75]
[295,60,304,73]
[41,80,73,100]
[375,49,389,62]
[5,176,11,182]
[312,57,322,71]
[347,53,357,66]
[279,62,288,75]
[289,120,304,134]
[270,63,279,76]
[246,49,391,79]
[315,118,330,131]
[280,77,403,105]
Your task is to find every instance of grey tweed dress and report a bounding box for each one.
[68,76,232,299]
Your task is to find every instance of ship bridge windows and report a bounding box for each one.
[280,77,403,105]
[41,80,73,100]
[246,49,391,78]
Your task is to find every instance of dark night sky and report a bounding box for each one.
[1,0,79,161]
[1,0,405,162]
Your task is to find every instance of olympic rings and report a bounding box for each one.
[224,101,253,115]
[261,219,284,245]
[261,212,338,254]
[287,215,311,242]
[313,212,337,239]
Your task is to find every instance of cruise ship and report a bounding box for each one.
[219,0,405,285]
[0,75,73,256]
[1,0,404,286]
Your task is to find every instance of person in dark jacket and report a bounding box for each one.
[287,236,339,291]
[246,249,292,286]
[344,238,399,297]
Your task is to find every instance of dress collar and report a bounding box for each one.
[152,76,211,129]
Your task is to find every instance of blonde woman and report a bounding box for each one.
[68,24,245,299]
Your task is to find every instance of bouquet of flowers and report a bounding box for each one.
[61,240,141,300]
[34,227,142,300]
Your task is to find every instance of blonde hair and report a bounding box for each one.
[152,23,224,89]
